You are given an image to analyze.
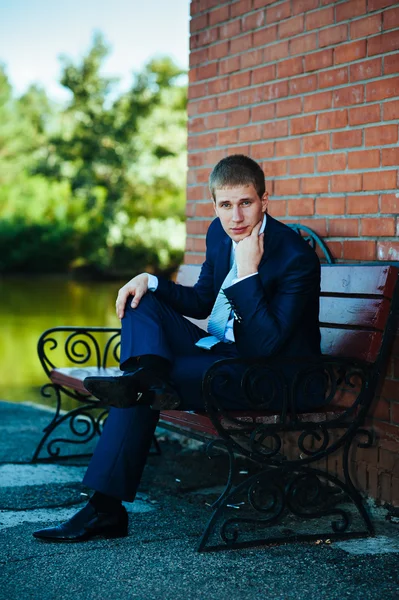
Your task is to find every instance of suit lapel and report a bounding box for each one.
[214,235,231,293]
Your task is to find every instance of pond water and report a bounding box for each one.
[0,277,123,405]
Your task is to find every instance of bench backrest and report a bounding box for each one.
[177,263,399,365]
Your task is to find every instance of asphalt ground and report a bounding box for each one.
[0,399,399,600]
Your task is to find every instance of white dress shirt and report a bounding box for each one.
[147,214,267,344]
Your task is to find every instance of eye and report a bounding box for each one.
[220,202,231,208]
[241,200,251,206]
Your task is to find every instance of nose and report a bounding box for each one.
[232,205,243,223]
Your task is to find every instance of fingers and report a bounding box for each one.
[130,291,143,309]
[115,288,130,320]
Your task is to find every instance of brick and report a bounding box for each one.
[349,104,381,126]
[368,31,399,56]
[347,195,378,214]
[241,49,264,69]
[383,7,399,30]
[230,33,253,55]
[218,128,239,145]
[290,32,317,56]
[262,159,287,177]
[227,108,251,127]
[206,113,227,129]
[196,27,219,47]
[276,98,302,117]
[194,132,218,150]
[289,74,317,95]
[331,174,362,192]
[239,86,263,105]
[219,20,241,40]
[207,77,229,95]
[380,193,399,212]
[287,198,315,215]
[319,24,348,48]
[303,133,330,154]
[264,41,290,63]
[263,120,289,139]
[190,13,208,32]
[343,240,376,260]
[230,71,251,90]
[195,202,214,218]
[254,0,277,7]
[336,0,366,22]
[385,54,399,75]
[206,148,228,164]
[377,241,399,261]
[332,130,363,149]
[275,179,301,196]
[185,202,195,218]
[292,0,319,14]
[306,7,334,31]
[362,217,396,236]
[277,57,303,79]
[316,197,345,214]
[184,253,205,265]
[304,91,333,113]
[302,176,329,193]
[382,148,399,166]
[317,153,346,172]
[189,82,207,99]
[220,56,240,75]
[384,99,399,120]
[334,85,364,108]
[297,218,328,237]
[275,139,301,157]
[319,67,348,89]
[252,64,276,85]
[186,219,212,235]
[350,14,382,39]
[370,398,391,421]
[251,142,275,160]
[218,92,239,111]
[279,15,305,39]
[267,199,287,217]
[189,116,206,134]
[208,41,229,61]
[367,77,399,102]
[289,156,314,175]
[209,5,229,26]
[251,103,275,122]
[363,170,397,190]
[368,0,397,11]
[305,49,333,72]
[253,25,278,48]
[187,152,205,168]
[318,109,348,130]
[290,115,317,136]
[231,0,252,18]
[187,185,206,202]
[335,40,367,65]
[348,149,380,169]
[267,1,291,24]
[263,81,289,101]
[239,124,263,143]
[329,218,359,237]
[242,10,265,32]
[365,124,398,147]
[190,48,208,67]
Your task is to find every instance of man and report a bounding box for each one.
[33,154,321,542]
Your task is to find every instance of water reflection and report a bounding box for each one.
[0,277,122,404]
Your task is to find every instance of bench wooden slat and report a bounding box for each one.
[320,328,382,362]
[319,297,390,330]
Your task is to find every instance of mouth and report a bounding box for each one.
[231,227,248,235]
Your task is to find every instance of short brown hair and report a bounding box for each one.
[209,154,266,201]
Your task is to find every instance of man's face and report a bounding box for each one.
[213,184,269,243]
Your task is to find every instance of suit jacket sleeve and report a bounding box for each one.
[223,250,320,358]
[154,223,218,319]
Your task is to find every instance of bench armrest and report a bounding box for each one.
[37,326,121,379]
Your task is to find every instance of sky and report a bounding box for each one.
[0,0,190,101]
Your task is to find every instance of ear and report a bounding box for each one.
[261,191,269,213]
[212,199,218,216]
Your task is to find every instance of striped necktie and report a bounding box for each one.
[196,260,237,350]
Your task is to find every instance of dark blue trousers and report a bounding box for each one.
[83,293,242,501]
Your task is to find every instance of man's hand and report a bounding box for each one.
[235,220,264,279]
[115,273,149,319]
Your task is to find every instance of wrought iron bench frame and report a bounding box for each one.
[32,226,399,552]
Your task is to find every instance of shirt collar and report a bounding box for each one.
[232,213,267,250]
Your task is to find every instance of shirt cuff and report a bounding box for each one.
[232,272,258,285]
[146,273,158,291]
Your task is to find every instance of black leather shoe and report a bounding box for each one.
[84,367,180,410]
[32,502,128,542]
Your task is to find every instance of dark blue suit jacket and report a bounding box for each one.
[155,215,321,364]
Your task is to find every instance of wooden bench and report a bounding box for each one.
[33,231,399,551]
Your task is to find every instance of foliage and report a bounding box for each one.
[0,34,187,275]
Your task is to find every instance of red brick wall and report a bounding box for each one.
[186,0,399,505]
